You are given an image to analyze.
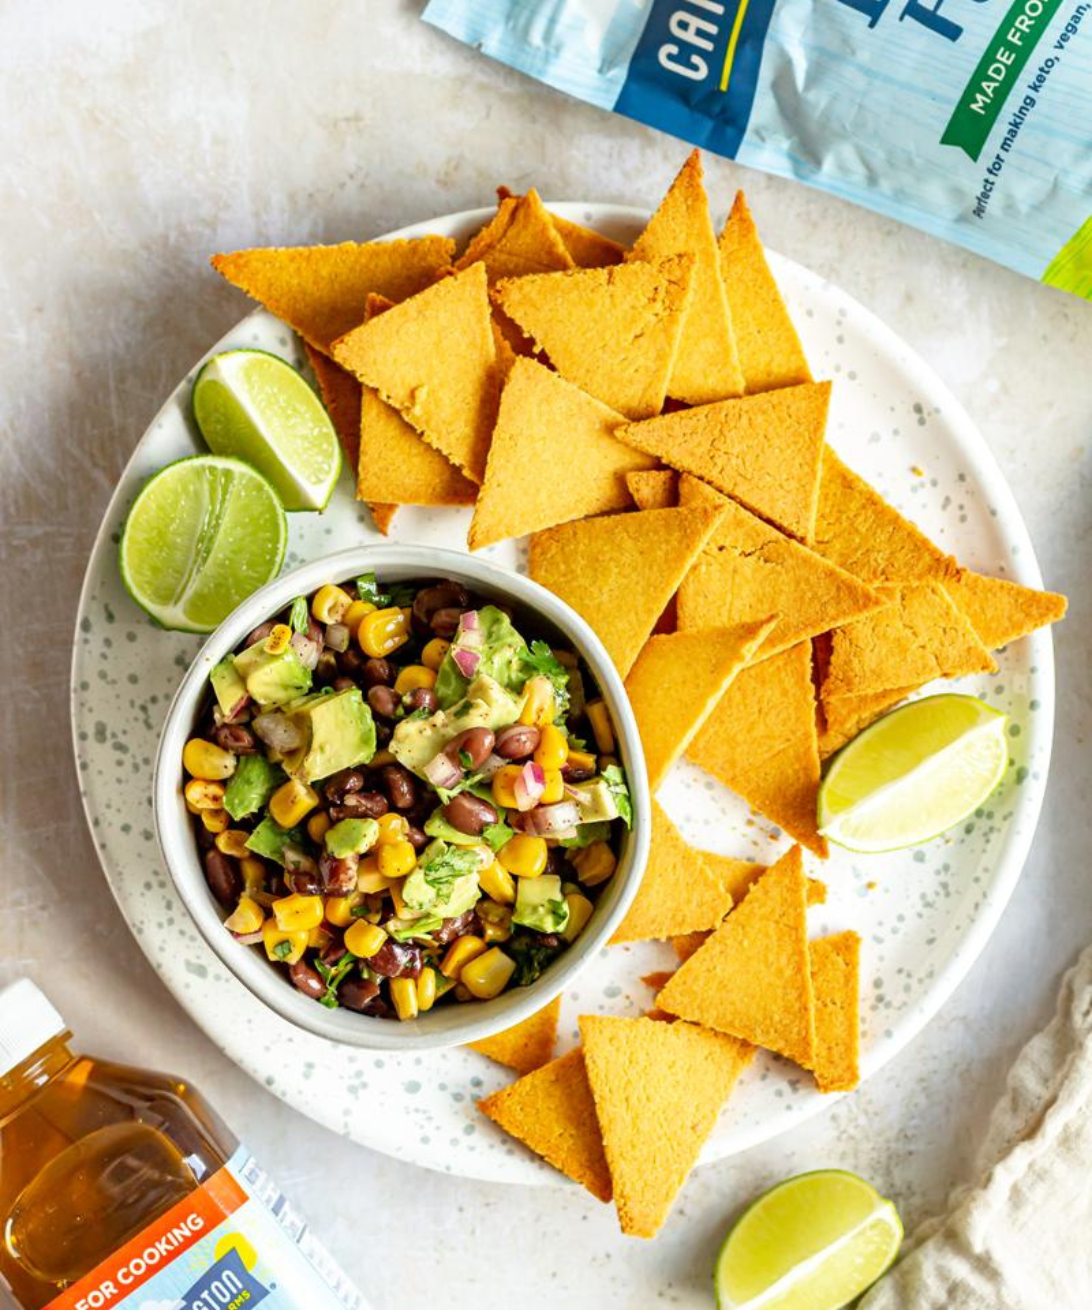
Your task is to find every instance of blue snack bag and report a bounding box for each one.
[423,0,1092,301]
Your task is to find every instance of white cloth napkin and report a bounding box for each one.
[861,944,1092,1309]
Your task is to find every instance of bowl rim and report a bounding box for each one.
[153,542,651,1051]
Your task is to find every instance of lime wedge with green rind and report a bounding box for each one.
[119,455,286,633]
[192,349,341,511]
[715,1169,902,1310]
[818,693,1008,854]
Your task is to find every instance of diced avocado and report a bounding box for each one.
[245,818,306,866]
[224,755,285,821]
[512,874,570,934]
[390,674,523,778]
[233,642,312,708]
[559,819,611,849]
[401,840,483,919]
[325,817,379,859]
[569,778,621,825]
[210,657,248,718]
[423,808,483,848]
[284,687,376,783]
[435,606,529,707]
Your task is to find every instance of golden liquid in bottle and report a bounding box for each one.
[0,1033,235,1310]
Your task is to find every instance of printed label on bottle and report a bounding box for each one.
[44,1147,367,1310]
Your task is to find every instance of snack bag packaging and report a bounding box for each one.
[423,0,1092,301]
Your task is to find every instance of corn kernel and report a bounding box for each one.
[324,891,364,927]
[201,809,230,834]
[185,799,202,816]
[562,892,595,941]
[454,984,472,1002]
[416,967,438,1012]
[491,764,523,809]
[214,829,250,859]
[224,895,264,935]
[184,778,226,811]
[268,778,319,829]
[240,856,267,894]
[534,724,569,770]
[344,919,388,958]
[586,700,615,754]
[519,676,555,727]
[356,868,393,895]
[376,812,408,845]
[312,584,353,625]
[441,935,487,979]
[378,839,416,880]
[264,623,292,655]
[343,597,375,629]
[390,976,419,1021]
[421,638,450,671]
[272,893,324,933]
[479,902,513,944]
[566,749,597,774]
[261,919,308,965]
[460,947,516,1000]
[572,841,616,887]
[389,879,410,918]
[357,607,409,658]
[183,738,237,781]
[498,834,548,879]
[305,812,330,844]
[307,925,332,952]
[541,768,564,804]
[479,860,516,905]
[394,665,436,696]
[369,748,396,769]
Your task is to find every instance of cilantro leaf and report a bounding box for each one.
[506,931,567,987]
[288,596,310,633]
[458,748,474,770]
[388,582,417,608]
[314,954,357,1008]
[419,841,483,892]
[271,940,293,961]
[355,572,389,606]
[601,764,632,829]
[482,820,515,853]
[521,640,571,719]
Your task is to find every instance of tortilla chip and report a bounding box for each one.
[942,568,1067,650]
[627,150,744,404]
[478,1047,612,1202]
[822,581,996,701]
[211,236,455,356]
[493,254,695,420]
[676,478,882,663]
[814,452,957,584]
[610,800,735,943]
[529,505,724,678]
[717,193,811,394]
[455,189,575,282]
[468,996,561,1076]
[657,846,816,1067]
[809,932,861,1093]
[616,382,831,540]
[819,686,915,759]
[552,213,626,268]
[672,931,711,963]
[331,262,498,483]
[687,643,828,857]
[673,863,825,960]
[641,971,677,992]
[580,1015,752,1238]
[626,469,678,510]
[355,295,477,510]
[468,358,656,550]
[625,620,776,791]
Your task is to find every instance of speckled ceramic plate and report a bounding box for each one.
[72,204,1055,1185]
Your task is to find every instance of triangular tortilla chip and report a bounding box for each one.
[687,643,828,856]
[468,358,656,550]
[468,996,561,1075]
[642,971,677,992]
[478,1047,612,1202]
[529,505,724,677]
[580,1015,752,1238]
[626,469,678,510]
[331,263,498,483]
[625,620,775,791]
[676,478,882,663]
[304,344,396,534]
[819,686,915,759]
[657,847,816,1067]
[627,150,744,404]
[354,295,477,510]
[616,382,830,540]
[551,213,626,268]
[809,932,861,1093]
[493,254,695,420]
[718,193,811,394]
[942,568,1067,650]
[822,581,996,701]
[814,452,957,584]
[673,863,825,960]
[455,190,574,282]
[610,800,735,943]
[211,236,455,355]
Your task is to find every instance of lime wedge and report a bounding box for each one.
[192,349,342,511]
[818,694,1008,853]
[715,1170,902,1310]
[119,455,287,632]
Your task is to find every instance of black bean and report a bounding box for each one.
[405,824,429,852]
[320,942,348,967]
[287,869,322,895]
[432,909,481,945]
[315,650,340,683]
[204,850,240,907]
[288,959,326,1000]
[213,723,256,755]
[330,791,388,821]
[404,686,437,715]
[331,675,355,691]
[368,940,423,979]
[446,726,495,771]
[561,763,595,782]
[495,724,540,760]
[367,685,400,718]
[383,765,416,810]
[337,648,365,678]
[430,607,463,638]
[413,582,468,629]
[325,768,365,804]
[362,657,394,688]
[339,978,380,1012]
[319,852,358,896]
[442,793,498,836]
[195,824,216,852]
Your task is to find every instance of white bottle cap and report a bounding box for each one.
[0,979,67,1076]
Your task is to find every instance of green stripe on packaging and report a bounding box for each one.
[1042,216,1092,300]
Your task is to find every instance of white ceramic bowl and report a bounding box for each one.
[154,543,651,1051]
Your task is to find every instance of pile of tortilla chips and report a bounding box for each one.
[212,150,1066,1238]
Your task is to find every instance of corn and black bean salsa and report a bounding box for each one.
[182,575,632,1020]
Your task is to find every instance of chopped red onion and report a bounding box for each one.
[290,632,321,670]
[253,712,304,753]
[325,621,351,652]
[423,750,463,790]
[451,646,481,678]
[455,611,484,650]
[230,929,264,946]
[514,761,546,812]
[529,801,582,834]
[475,752,507,780]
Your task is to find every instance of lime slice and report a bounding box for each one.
[715,1170,902,1310]
[120,455,287,632]
[818,693,1008,853]
[192,349,342,511]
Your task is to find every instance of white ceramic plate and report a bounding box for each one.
[72,203,1055,1184]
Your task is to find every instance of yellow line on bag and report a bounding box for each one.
[720,0,752,93]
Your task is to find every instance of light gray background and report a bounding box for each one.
[3,2,1090,1305]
